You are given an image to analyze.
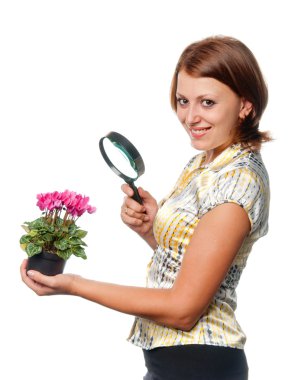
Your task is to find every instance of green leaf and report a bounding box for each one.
[48,225,55,233]
[72,246,87,259]
[43,233,54,242]
[61,226,69,233]
[21,225,30,233]
[75,229,88,239]
[26,243,42,257]
[69,237,86,246]
[68,223,77,235]
[56,249,70,260]
[56,246,87,260]
[35,239,46,246]
[30,218,47,229]
[20,243,27,251]
[54,239,69,251]
[29,230,39,237]
[55,217,63,226]
[20,235,31,244]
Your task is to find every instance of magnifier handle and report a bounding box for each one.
[129,182,143,204]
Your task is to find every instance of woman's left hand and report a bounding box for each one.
[20,259,79,296]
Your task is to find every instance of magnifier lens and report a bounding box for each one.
[99,131,145,204]
[102,138,138,179]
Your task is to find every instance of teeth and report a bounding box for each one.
[191,128,210,135]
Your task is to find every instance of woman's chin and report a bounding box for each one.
[190,139,209,151]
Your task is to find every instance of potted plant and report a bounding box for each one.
[20,190,96,275]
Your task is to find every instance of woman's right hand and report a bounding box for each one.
[121,184,158,248]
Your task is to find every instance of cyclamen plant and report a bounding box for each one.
[20,190,96,260]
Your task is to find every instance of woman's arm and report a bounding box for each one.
[21,202,250,331]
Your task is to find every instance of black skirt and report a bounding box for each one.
[143,344,248,380]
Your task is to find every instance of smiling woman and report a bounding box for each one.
[171,36,271,153]
[21,35,271,380]
[175,74,252,162]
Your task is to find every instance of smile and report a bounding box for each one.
[189,127,212,138]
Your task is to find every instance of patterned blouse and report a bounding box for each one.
[128,143,270,350]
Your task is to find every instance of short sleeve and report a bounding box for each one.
[200,167,269,237]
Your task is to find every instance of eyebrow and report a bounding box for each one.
[176,92,216,99]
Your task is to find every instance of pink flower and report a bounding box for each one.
[62,190,77,208]
[36,193,52,211]
[36,190,96,219]
[87,205,96,214]
[76,196,90,216]
[69,195,79,208]
[60,190,71,202]
[67,195,94,217]
[50,191,62,210]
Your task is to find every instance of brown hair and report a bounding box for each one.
[170,35,272,150]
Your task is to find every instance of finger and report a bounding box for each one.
[122,206,149,222]
[125,196,146,213]
[20,258,28,274]
[26,270,56,288]
[121,183,134,197]
[121,213,144,226]
[20,259,36,285]
[20,261,51,295]
[138,187,153,200]
[20,259,30,283]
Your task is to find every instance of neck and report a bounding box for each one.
[204,144,230,165]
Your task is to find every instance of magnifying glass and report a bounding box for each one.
[99,131,145,204]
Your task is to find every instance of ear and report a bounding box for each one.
[239,99,253,120]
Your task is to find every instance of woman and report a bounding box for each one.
[21,36,271,380]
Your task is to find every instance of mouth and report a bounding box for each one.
[188,126,212,138]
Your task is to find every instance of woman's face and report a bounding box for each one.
[176,70,251,162]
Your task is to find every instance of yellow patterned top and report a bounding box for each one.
[128,143,270,350]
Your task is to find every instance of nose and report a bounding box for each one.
[185,104,201,126]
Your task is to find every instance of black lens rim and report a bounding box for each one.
[99,131,145,183]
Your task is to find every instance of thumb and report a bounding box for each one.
[27,269,55,287]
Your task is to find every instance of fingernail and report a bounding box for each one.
[27,270,34,278]
[144,216,150,221]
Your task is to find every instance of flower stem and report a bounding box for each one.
[63,211,69,226]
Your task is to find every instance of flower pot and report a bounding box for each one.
[27,250,66,276]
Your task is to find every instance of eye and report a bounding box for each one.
[201,99,215,107]
[176,97,188,107]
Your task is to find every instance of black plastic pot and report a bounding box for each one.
[27,250,66,276]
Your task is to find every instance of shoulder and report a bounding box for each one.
[213,147,269,191]
[232,148,269,184]
[215,147,269,201]
[200,147,270,236]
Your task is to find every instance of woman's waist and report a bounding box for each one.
[128,300,246,350]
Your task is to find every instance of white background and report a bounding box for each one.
[0,1,297,379]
